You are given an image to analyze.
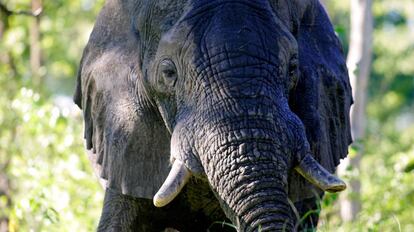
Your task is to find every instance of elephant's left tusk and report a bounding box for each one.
[295,154,346,193]
[153,159,192,207]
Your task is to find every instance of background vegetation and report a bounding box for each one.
[0,0,413,231]
[320,1,414,231]
[0,0,104,231]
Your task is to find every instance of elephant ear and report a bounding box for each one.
[288,0,353,201]
[73,0,171,199]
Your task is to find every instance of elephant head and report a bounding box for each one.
[74,0,352,230]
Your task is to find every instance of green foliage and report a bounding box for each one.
[2,88,103,231]
[0,0,105,231]
[319,0,414,231]
[1,0,103,94]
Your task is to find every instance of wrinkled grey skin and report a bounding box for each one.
[74,0,352,231]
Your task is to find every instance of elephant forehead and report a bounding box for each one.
[160,2,297,73]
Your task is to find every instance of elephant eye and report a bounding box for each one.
[159,59,178,87]
[289,55,298,77]
[288,55,299,90]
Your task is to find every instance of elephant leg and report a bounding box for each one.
[294,196,323,231]
[97,188,164,232]
[97,185,233,232]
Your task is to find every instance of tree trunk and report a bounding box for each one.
[30,0,42,87]
[338,0,373,222]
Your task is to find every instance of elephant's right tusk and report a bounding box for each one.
[153,159,192,207]
[295,154,346,193]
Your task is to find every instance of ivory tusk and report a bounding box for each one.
[295,154,346,193]
[153,159,192,207]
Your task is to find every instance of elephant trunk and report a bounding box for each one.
[198,117,295,231]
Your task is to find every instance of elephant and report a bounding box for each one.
[73,0,352,231]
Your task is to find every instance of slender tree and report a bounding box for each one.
[338,0,373,222]
[30,0,43,87]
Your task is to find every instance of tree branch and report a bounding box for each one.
[0,1,41,17]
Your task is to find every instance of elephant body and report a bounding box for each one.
[97,184,320,231]
[74,0,352,231]
[98,183,231,231]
